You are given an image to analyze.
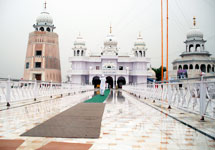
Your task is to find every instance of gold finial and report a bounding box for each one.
[44,1,47,9]
[110,23,112,34]
[193,16,196,26]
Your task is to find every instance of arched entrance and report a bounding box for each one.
[106,76,113,88]
[92,76,100,88]
[117,76,126,88]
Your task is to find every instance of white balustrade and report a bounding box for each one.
[0,78,94,106]
[123,80,215,120]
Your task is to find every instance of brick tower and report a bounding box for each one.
[23,2,61,82]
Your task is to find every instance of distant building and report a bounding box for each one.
[68,27,151,88]
[23,3,61,82]
[169,17,215,80]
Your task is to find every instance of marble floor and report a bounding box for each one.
[0,90,214,150]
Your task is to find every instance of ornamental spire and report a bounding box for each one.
[139,31,141,37]
[110,23,112,34]
[193,16,196,26]
[44,1,47,9]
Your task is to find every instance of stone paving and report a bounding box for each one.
[0,90,214,150]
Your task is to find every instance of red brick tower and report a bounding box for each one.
[23,2,61,82]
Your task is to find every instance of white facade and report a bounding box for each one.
[68,27,151,88]
[168,17,215,80]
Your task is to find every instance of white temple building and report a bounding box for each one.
[68,26,151,88]
[168,17,215,80]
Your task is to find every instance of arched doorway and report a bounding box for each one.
[200,64,206,73]
[117,76,126,88]
[92,76,100,88]
[106,76,113,88]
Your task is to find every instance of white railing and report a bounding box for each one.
[123,79,215,120]
[0,78,94,107]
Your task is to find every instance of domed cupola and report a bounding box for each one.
[74,33,86,46]
[132,32,147,57]
[33,2,55,32]
[102,24,119,56]
[186,17,203,39]
[182,17,208,56]
[72,33,87,57]
[134,33,146,47]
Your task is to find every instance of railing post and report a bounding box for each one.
[33,79,38,101]
[167,83,171,109]
[200,74,206,121]
[50,80,53,98]
[6,76,11,107]
[153,81,155,102]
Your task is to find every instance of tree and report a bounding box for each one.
[152,66,166,81]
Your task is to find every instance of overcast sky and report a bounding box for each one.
[0,0,214,81]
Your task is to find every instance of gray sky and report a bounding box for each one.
[0,0,215,81]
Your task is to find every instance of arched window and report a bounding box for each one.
[139,51,142,57]
[196,44,200,51]
[212,65,215,72]
[189,64,193,70]
[178,65,182,70]
[74,51,76,56]
[195,64,199,69]
[207,64,211,73]
[77,50,80,56]
[46,27,50,32]
[135,51,138,57]
[143,51,145,57]
[189,44,194,52]
[81,50,84,56]
[200,64,206,72]
[40,27,44,31]
[183,64,188,70]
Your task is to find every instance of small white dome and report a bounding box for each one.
[187,26,203,39]
[104,33,117,45]
[74,35,85,46]
[134,33,145,46]
[148,68,156,79]
[36,11,53,25]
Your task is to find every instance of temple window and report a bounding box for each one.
[35,62,41,68]
[189,44,194,52]
[196,44,200,51]
[119,66,123,70]
[35,50,42,56]
[26,62,29,69]
[189,64,193,70]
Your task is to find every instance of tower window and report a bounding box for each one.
[96,66,100,70]
[40,27,44,31]
[26,62,29,69]
[35,62,41,68]
[46,27,50,32]
[35,50,42,56]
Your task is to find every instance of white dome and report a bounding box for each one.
[104,33,117,45]
[134,33,146,46]
[36,11,53,25]
[74,35,85,46]
[187,26,203,39]
[148,68,156,79]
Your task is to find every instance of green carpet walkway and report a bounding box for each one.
[84,89,110,103]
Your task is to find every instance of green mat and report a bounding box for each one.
[84,89,110,103]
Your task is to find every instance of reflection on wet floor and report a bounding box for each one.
[105,89,125,103]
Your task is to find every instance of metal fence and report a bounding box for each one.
[123,79,215,120]
[0,78,94,107]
